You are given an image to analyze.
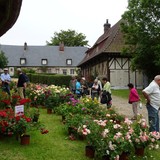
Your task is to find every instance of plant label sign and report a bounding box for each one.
[15,105,24,117]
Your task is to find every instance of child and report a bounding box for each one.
[128,83,140,120]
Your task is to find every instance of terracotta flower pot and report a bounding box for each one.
[62,115,65,121]
[135,147,145,156]
[85,145,95,158]
[20,135,30,145]
[33,115,39,122]
[47,108,52,114]
[102,155,110,160]
[78,134,86,141]
[119,152,129,160]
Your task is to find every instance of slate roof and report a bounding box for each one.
[78,19,126,66]
[0,45,88,67]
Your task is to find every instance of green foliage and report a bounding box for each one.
[45,94,60,109]
[121,0,160,79]
[29,73,71,87]
[46,29,89,47]
[22,68,36,74]
[0,50,8,69]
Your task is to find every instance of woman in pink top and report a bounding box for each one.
[128,83,140,120]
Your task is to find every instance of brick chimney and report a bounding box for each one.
[104,19,111,33]
[24,42,27,50]
[59,42,64,51]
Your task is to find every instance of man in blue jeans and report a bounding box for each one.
[1,68,11,95]
[142,75,160,132]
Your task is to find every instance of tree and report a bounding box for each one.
[121,0,160,79]
[46,29,89,47]
[0,50,8,69]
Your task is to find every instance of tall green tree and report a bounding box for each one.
[0,50,8,69]
[46,29,89,47]
[121,0,160,79]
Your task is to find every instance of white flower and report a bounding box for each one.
[83,125,87,128]
[155,144,159,149]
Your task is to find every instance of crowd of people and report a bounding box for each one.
[69,76,112,108]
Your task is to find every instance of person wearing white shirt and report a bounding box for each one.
[142,75,160,132]
[1,68,11,95]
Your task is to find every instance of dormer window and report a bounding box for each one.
[20,58,26,65]
[42,59,48,65]
[66,59,72,65]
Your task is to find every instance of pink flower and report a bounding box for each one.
[113,124,122,129]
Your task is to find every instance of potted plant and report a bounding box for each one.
[30,108,40,122]
[130,115,152,156]
[45,94,60,114]
[65,114,85,137]
[14,115,32,145]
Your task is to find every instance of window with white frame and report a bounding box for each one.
[20,58,26,65]
[66,59,72,65]
[62,69,67,75]
[70,69,75,75]
[41,59,48,65]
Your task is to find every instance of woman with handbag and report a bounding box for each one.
[101,77,112,108]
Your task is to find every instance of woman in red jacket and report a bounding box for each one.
[128,83,140,120]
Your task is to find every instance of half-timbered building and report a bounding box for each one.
[78,19,144,89]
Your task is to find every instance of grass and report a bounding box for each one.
[0,109,90,160]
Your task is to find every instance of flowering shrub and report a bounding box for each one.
[26,84,47,106]
[131,115,159,149]
[78,113,160,159]
[14,115,32,136]
[0,91,10,109]
[0,109,15,136]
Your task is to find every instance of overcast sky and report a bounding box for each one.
[0,0,128,47]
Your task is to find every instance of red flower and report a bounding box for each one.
[3,121,8,126]
[0,111,7,117]
[19,98,31,105]
[25,117,32,122]
[12,95,21,99]
[1,126,6,133]
[1,99,11,105]
[41,128,49,134]
[16,116,20,121]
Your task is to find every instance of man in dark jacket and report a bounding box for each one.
[17,68,27,98]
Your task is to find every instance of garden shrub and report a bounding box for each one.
[29,73,71,87]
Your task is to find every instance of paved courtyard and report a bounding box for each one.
[112,95,148,122]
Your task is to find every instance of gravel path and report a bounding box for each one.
[111,95,148,121]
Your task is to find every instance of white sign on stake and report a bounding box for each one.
[15,105,24,117]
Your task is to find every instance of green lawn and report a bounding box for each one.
[0,109,90,160]
[0,108,159,160]
[112,89,146,103]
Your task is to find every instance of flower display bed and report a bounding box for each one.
[0,84,160,159]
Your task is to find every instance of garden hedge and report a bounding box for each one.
[27,73,71,87]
